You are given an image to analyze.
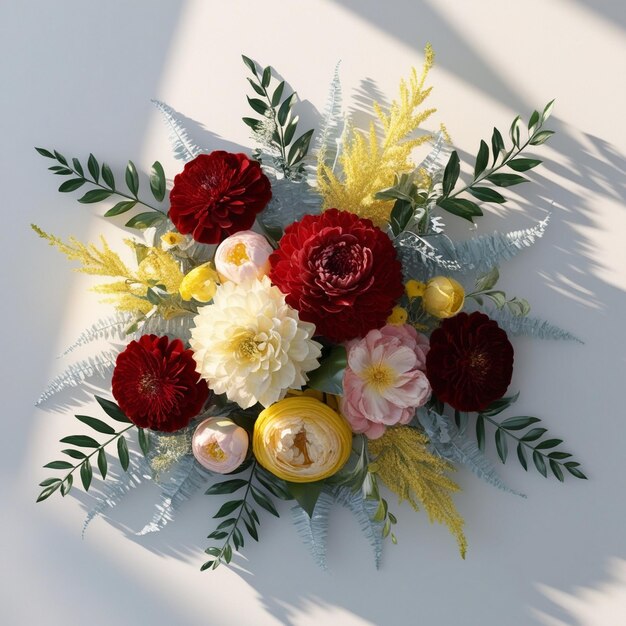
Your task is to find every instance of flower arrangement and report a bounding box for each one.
[34,46,585,571]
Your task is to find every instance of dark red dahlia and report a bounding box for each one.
[112,335,209,432]
[426,312,514,412]
[169,151,272,244]
[269,208,404,342]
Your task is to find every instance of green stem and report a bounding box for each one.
[448,138,531,199]
[65,163,167,215]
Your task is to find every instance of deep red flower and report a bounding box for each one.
[269,209,404,342]
[169,151,272,244]
[426,312,514,412]
[112,335,209,432]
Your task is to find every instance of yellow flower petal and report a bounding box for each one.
[405,279,426,299]
[179,262,219,302]
[422,276,465,318]
[387,306,408,326]
[253,397,352,483]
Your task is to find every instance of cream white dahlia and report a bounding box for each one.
[190,276,322,409]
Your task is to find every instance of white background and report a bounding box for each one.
[2,1,626,625]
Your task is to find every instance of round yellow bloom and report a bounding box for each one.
[179,262,219,302]
[405,279,426,299]
[253,397,352,483]
[387,306,408,326]
[422,276,465,319]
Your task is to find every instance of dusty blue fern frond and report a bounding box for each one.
[138,314,196,343]
[60,313,132,356]
[258,174,321,234]
[402,216,551,280]
[36,348,119,405]
[151,100,202,162]
[415,131,450,181]
[137,454,210,535]
[484,307,582,343]
[291,490,335,570]
[417,408,524,497]
[83,453,150,537]
[333,486,384,569]
[315,62,344,173]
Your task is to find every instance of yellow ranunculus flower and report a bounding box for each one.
[422,276,465,319]
[405,279,426,299]
[387,306,408,326]
[179,262,219,302]
[253,397,352,483]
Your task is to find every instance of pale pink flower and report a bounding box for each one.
[214,230,273,284]
[191,417,249,473]
[341,324,431,439]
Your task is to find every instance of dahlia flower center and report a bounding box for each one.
[363,364,397,392]
[138,372,162,397]
[228,329,263,362]
[226,242,250,266]
[311,236,373,291]
[468,350,488,379]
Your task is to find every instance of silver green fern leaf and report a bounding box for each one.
[315,61,344,173]
[291,490,335,570]
[258,173,321,235]
[60,312,132,356]
[151,99,202,162]
[83,453,151,537]
[415,131,450,181]
[36,348,120,405]
[138,314,196,343]
[137,454,210,535]
[483,307,582,342]
[400,216,550,280]
[333,486,384,569]
[417,407,524,497]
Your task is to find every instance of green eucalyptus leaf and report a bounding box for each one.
[251,486,279,517]
[530,130,555,145]
[71,158,84,177]
[272,81,285,107]
[87,153,99,181]
[241,55,258,75]
[35,147,55,158]
[507,158,542,172]
[125,161,139,196]
[476,415,485,451]
[286,481,322,517]
[80,459,93,491]
[97,448,107,479]
[389,200,414,236]
[104,200,137,217]
[58,178,85,193]
[60,435,100,448]
[533,450,547,477]
[61,448,86,459]
[117,436,130,471]
[244,519,259,541]
[150,161,166,202]
[287,129,314,165]
[37,482,61,502]
[101,163,115,189]
[75,414,116,434]
[541,99,555,123]
[283,117,299,145]
[242,117,262,131]
[43,461,73,470]
[474,140,489,178]
[481,392,520,416]
[54,150,68,165]
[95,396,131,423]
[60,474,73,496]
[528,110,540,131]
[205,479,248,495]
[487,173,529,187]
[517,443,528,470]
[521,427,548,442]
[468,186,506,203]
[247,97,268,116]
[550,460,564,482]
[261,66,271,88]
[77,189,112,204]
[442,151,460,197]
[565,466,587,480]
[535,438,563,450]
[214,499,244,518]
[509,115,522,147]
[491,127,505,164]
[125,211,165,229]
[495,429,508,463]
[436,198,483,222]
[474,266,499,292]
[137,428,150,456]
[247,78,265,96]
[307,345,347,395]
[499,416,540,430]
[277,93,296,126]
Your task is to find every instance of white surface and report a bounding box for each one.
[2,1,626,625]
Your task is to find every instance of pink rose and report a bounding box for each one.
[191,417,249,473]
[341,324,431,439]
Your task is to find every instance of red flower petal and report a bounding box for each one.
[425,312,514,412]
[269,209,404,342]
[112,334,209,432]
[169,151,272,244]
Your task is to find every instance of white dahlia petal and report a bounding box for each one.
[190,276,322,409]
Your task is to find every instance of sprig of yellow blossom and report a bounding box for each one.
[368,426,467,558]
[317,44,437,227]
[32,225,183,315]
